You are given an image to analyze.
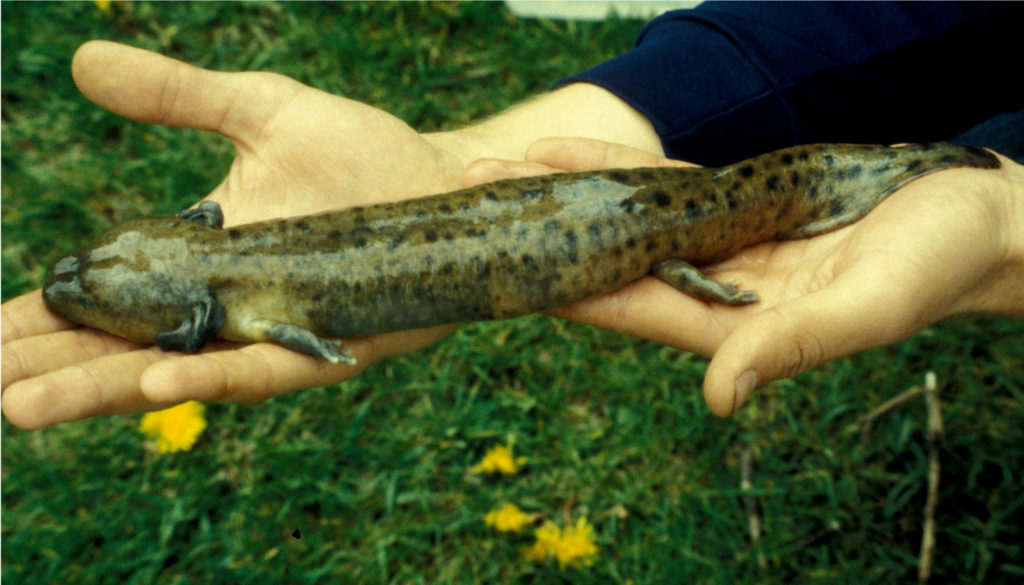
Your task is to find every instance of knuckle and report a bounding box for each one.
[764,307,828,379]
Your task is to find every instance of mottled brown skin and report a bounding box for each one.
[42,142,1000,362]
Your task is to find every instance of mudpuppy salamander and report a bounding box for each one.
[43,142,1000,364]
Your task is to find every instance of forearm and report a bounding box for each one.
[424,82,664,167]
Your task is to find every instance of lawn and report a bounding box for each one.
[2,2,1022,584]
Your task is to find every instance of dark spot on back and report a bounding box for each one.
[838,164,863,180]
[295,221,312,234]
[544,219,562,234]
[780,153,794,166]
[790,170,801,187]
[608,170,630,183]
[438,203,453,214]
[564,230,579,263]
[822,154,835,167]
[425,230,438,242]
[829,199,845,216]
[765,175,779,191]
[619,199,636,213]
[685,199,701,220]
[328,229,342,239]
[485,191,499,201]
[652,190,672,207]
[228,229,242,240]
[387,234,406,250]
[739,164,755,178]
[905,159,922,172]
[355,237,368,249]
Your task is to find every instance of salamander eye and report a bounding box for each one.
[80,298,95,309]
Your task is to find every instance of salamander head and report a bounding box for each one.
[42,217,211,345]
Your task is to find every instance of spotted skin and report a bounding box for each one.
[42,142,1000,362]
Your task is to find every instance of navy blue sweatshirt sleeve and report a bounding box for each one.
[557,1,1023,166]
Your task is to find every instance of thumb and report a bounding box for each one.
[702,272,924,417]
[462,158,558,188]
[70,40,299,143]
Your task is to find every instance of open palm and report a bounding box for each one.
[2,41,465,428]
[463,137,1021,416]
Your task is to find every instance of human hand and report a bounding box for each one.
[463,138,1024,416]
[2,41,468,429]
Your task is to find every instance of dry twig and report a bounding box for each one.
[860,384,926,439]
[740,447,767,570]
[919,372,944,583]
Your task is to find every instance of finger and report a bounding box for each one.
[2,329,143,390]
[1,290,73,344]
[547,277,738,357]
[462,159,560,188]
[139,343,360,404]
[71,40,300,142]
[702,266,923,417]
[525,137,697,171]
[139,326,456,403]
[1,349,171,430]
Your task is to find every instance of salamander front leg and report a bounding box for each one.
[179,201,224,229]
[266,323,357,365]
[156,295,227,353]
[652,258,759,305]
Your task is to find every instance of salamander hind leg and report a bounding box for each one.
[265,323,357,365]
[652,258,759,305]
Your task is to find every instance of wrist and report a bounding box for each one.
[424,82,664,167]
[951,154,1024,317]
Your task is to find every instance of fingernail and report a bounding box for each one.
[734,369,759,411]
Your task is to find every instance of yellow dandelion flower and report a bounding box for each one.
[484,503,535,533]
[523,517,599,569]
[523,520,562,563]
[94,1,112,13]
[139,401,207,453]
[555,517,599,568]
[471,444,526,475]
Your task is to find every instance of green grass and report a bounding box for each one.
[2,2,1023,583]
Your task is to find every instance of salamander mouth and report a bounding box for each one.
[42,253,96,317]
